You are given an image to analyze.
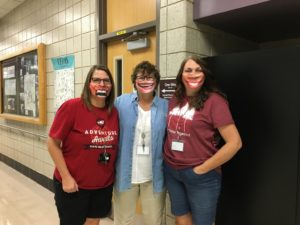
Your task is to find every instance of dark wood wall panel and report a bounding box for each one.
[206,47,300,225]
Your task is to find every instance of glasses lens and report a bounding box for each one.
[91,78,111,85]
[137,76,155,81]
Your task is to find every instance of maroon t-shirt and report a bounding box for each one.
[49,98,119,189]
[164,93,234,169]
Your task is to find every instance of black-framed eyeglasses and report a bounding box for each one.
[136,75,156,81]
[91,77,111,85]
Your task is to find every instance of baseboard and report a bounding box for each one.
[0,153,53,192]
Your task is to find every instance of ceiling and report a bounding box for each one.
[194,0,300,43]
[1,0,299,43]
[0,0,24,19]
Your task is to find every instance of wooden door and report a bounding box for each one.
[106,0,156,95]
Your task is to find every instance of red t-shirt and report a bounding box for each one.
[49,98,119,189]
[164,93,234,169]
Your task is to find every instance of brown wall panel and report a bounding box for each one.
[107,0,156,32]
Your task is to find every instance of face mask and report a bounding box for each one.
[135,80,156,94]
[182,75,205,89]
[89,83,109,98]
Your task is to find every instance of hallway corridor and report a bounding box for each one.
[0,162,113,225]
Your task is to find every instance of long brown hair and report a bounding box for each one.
[174,55,225,110]
[81,65,115,114]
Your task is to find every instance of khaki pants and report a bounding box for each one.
[113,181,166,225]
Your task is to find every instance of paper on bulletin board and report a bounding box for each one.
[24,73,36,116]
[3,65,15,79]
[51,55,75,111]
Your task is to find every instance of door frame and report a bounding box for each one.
[113,56,124,96]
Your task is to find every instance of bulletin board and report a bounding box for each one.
[0,43,46,125]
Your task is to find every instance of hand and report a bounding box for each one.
[193,165,208,175]
[62,176,79,193]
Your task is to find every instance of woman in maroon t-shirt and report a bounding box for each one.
[48,65,119,225]
[164,56,242,225]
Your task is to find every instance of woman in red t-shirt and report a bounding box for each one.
[164,56,242,225]
[48,65,119,225]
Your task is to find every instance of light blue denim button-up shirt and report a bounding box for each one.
[114,92,168,193]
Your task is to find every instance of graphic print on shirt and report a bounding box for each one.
[83,122,118,150]
[168,103,195,138]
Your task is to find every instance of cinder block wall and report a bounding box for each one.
[0,0,98,180]
[159,0,257,78]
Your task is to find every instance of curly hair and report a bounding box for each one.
[131,61,160,90]
[174,55,225,110]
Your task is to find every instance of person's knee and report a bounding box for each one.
[175,213,192,225]
[84,218,100,225]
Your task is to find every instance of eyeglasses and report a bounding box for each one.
[183,68,204,74]
[91,77,111,85]
[136,75,156,81]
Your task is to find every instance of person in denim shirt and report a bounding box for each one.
[113,61,168,225]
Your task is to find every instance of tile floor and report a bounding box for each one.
[0,162,114,225]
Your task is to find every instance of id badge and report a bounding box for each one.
[171,140,184,152]
[137,145,150,155]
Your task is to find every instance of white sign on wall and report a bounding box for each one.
[51,55,75,111]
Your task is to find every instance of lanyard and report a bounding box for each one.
[138,106,150,151]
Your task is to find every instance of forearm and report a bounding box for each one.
[194,140,241,174]
[47,137,78,192]
[47,137,72,179]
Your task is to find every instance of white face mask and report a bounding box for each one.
[182,59,205,94]
[135,74,156,94]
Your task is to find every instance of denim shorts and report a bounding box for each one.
[53,178,113,225]
[164,163,221,225]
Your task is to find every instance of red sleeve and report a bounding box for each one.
[49,99,77,141]
[209,94,234,128]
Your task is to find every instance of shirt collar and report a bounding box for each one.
[130,92,158,106]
